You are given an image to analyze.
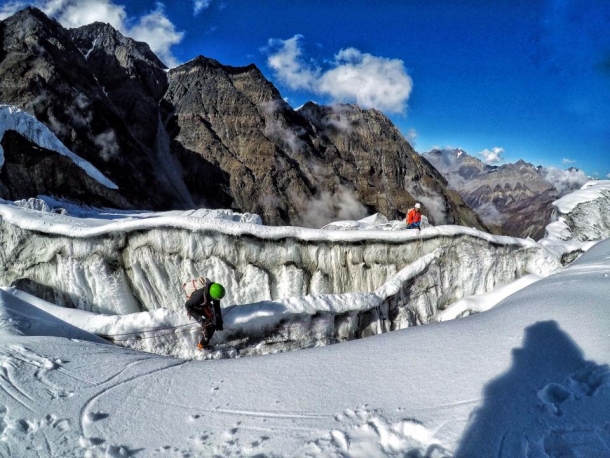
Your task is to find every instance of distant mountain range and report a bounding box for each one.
[422,149,587,239]
[0,7,487,230]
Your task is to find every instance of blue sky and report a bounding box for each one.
[2,0,609,178]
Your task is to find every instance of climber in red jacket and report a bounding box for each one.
[406,203,422,229]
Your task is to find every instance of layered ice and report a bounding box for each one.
[551,180,610,241]
[539,180,610,262]
[2,178,609,359]
[0,196,561,358]
[0,105,118,189]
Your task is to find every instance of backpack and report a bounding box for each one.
[183,277,208,299]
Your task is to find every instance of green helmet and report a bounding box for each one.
[209,282,226,300]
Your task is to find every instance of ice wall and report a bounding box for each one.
[0,198,565,358]
[10,243,557,360]
[540,180,610,263]
[550,180,610,242]
[0,206,558,318]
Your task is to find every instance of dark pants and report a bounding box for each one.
[195,316,215,346]
[407,222,421,229]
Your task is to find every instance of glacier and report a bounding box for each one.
[0,196,560,359]
[540,180,610,262]
[0,181,608,360]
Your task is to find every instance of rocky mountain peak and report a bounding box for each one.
[0,8,190,209]
[423,148,559,238]
[3,6,59,32]
[69,23,168,99]
[169,55,283,107]
[70,21,164,71]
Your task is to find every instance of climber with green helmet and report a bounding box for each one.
[183,277,226,351]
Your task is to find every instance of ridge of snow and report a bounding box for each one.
[552,179,610,214]
[437,274,541,321]
[0,105,118,190]
[538,180,610,257]
[0,198,540,249]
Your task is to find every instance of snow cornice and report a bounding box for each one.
[0,201,541,250]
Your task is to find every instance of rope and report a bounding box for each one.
[99,303,243,340]
[100,322,195,337]
[101,324,200,342]
[100,311,337,343]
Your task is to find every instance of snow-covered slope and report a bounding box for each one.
[0,105,118,189]
[0,237,608,457]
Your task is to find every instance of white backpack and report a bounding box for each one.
[182,277,208,299]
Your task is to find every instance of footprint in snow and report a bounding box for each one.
[84,411,110,423]
[538,363,610,416]
[538,383,571,416]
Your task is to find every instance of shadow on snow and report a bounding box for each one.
[456,320,610,458]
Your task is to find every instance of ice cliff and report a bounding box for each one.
[550,180,610,242]
[1,181,607,359]
[0,195,563,358]
[540,180,610,262]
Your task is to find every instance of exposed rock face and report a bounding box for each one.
[69,22,168,149]
[0,129,130,207]
[0,8,488,231]
[297,103,487,228]
[0,8,184,209]
[423,149,558,239]
[161,56,312,222]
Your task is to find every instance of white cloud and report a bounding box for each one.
[266,35,413,114]
[607,173,610,179]
[417,193,447,226]
[405,128,417,145]
[127,4,184,67]
[561,158,577,166]
[540,166,588,195]
[193,0,212,15]
[267,35,319,91]
[0,0,183,67]
[299,186,368,228]
[261,101,307,153]
[479,147,504,164]
[52,0,126,29]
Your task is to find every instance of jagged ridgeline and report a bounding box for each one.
[0,7,487,229]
